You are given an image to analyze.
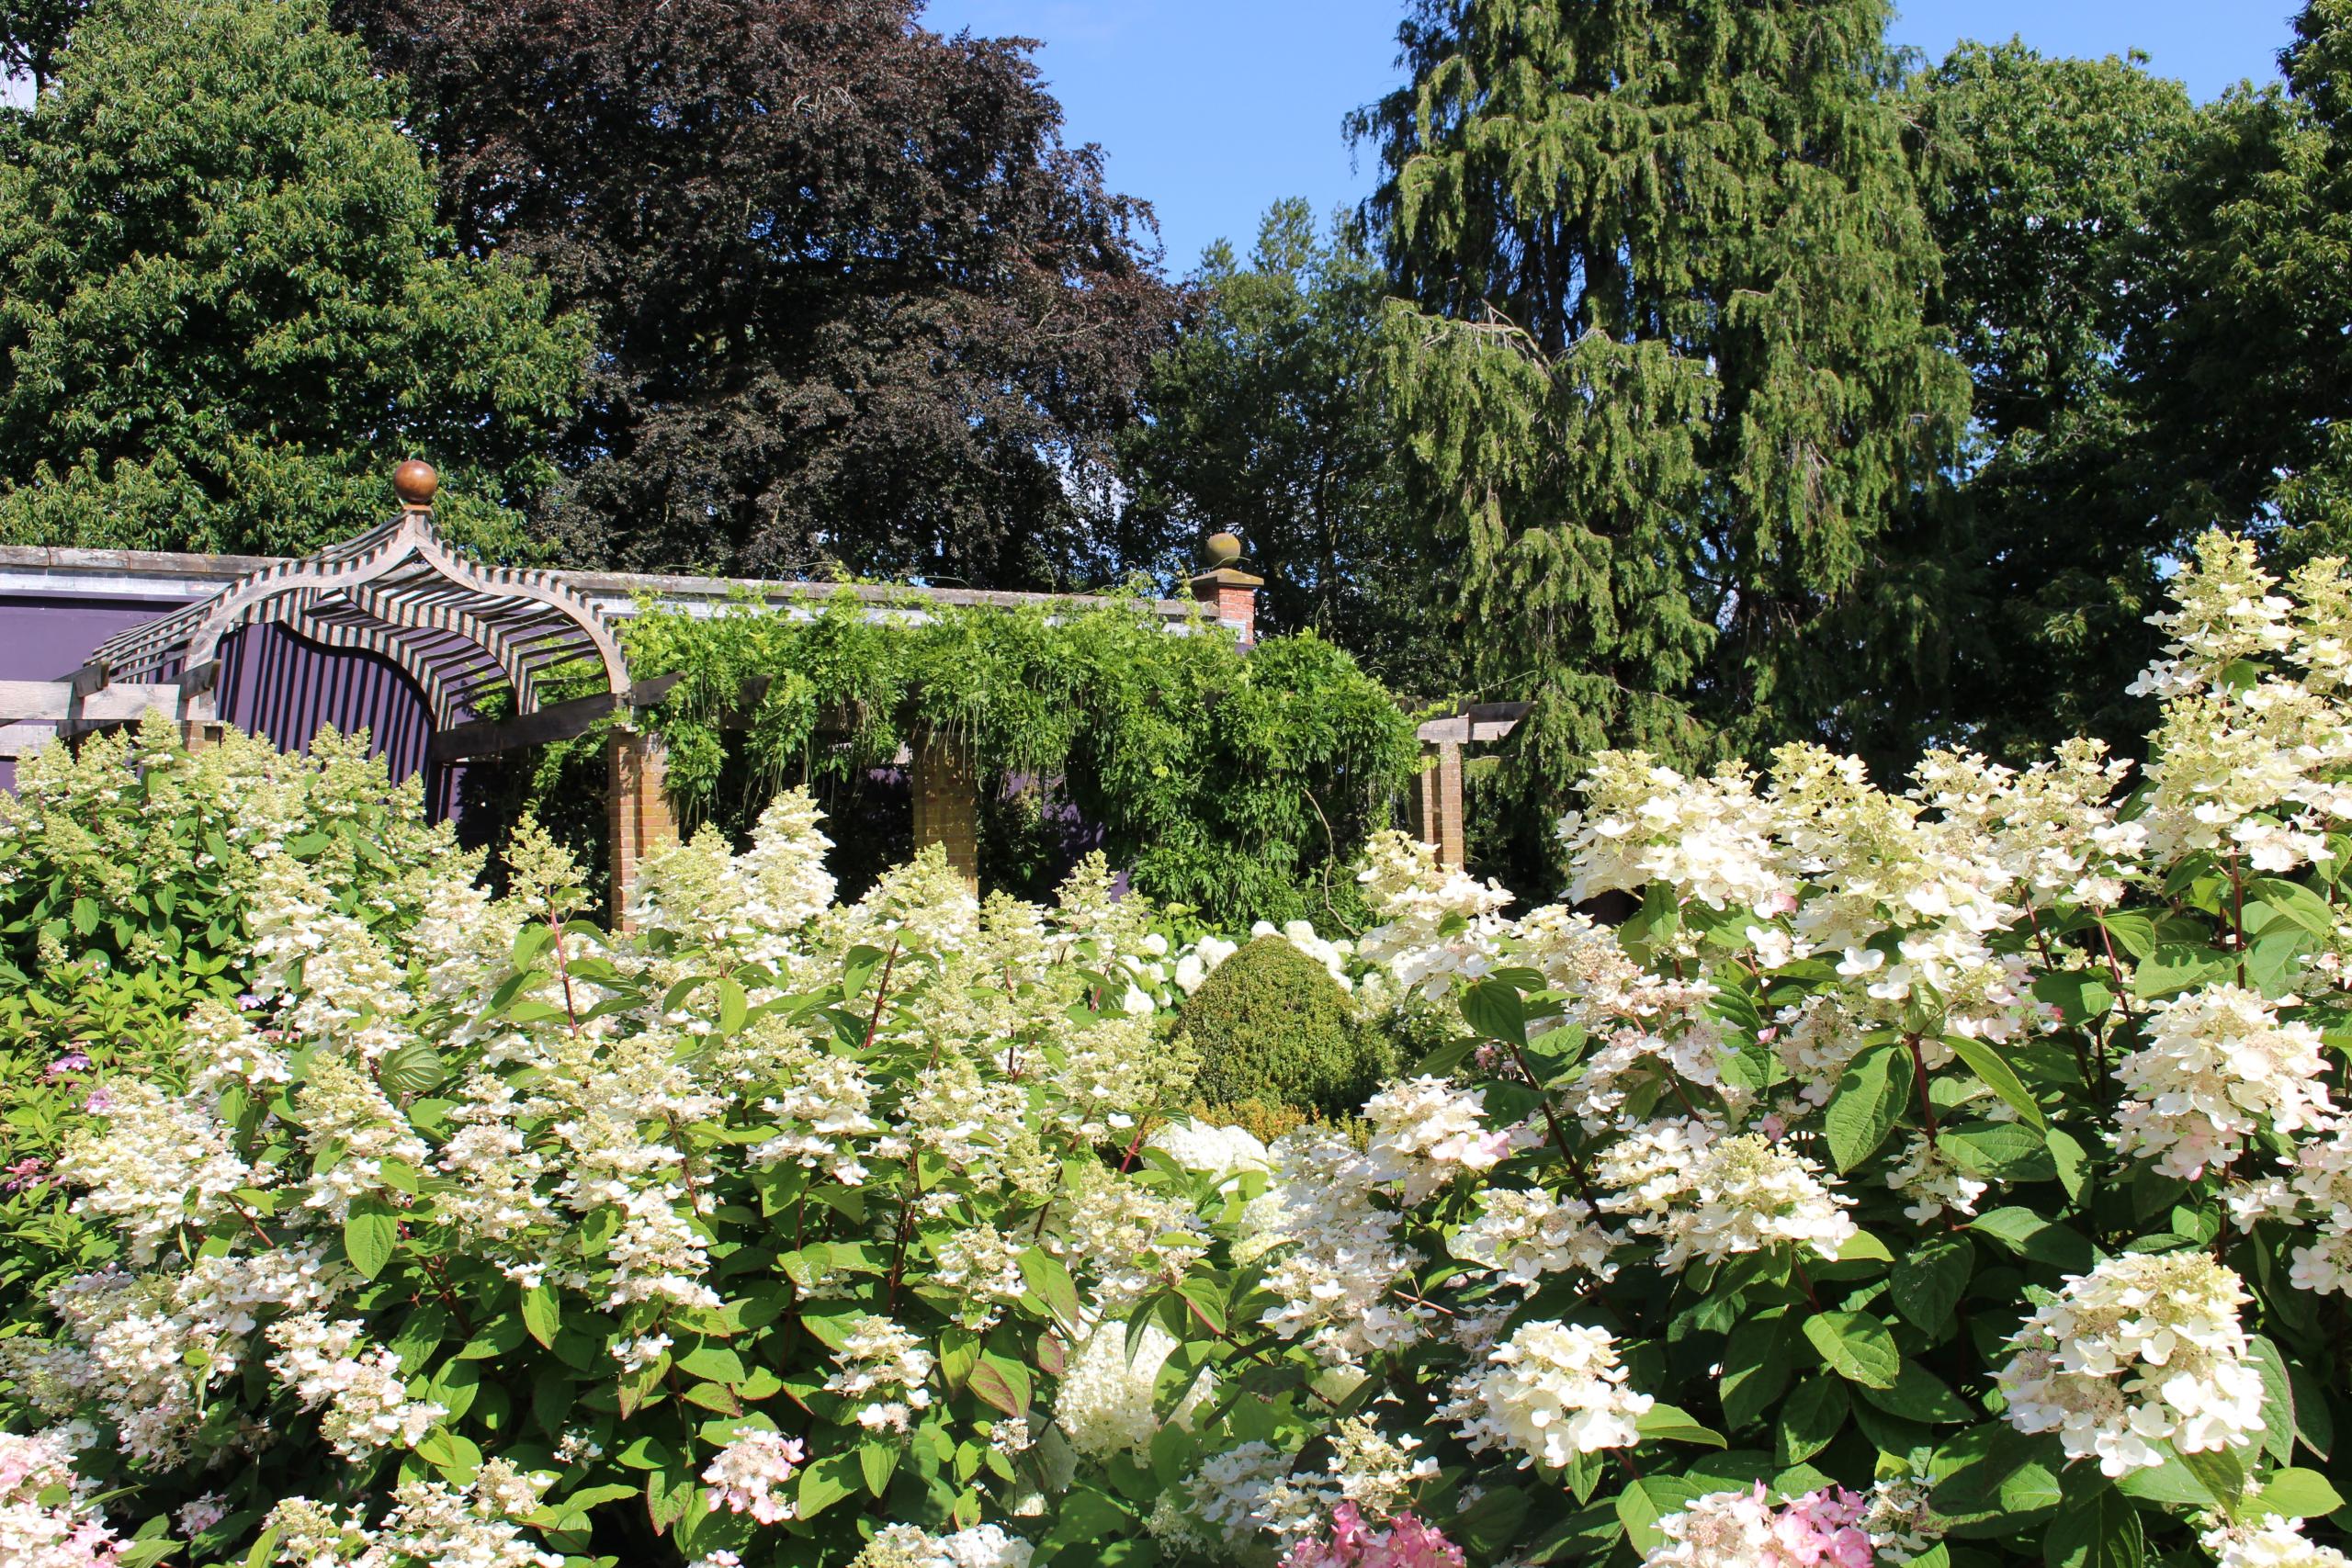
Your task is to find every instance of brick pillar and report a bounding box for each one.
[910,728,979,889]
[1190,530,1263,646]
[607,729,678,928]
[1189,568,1264,646]
[1408,740,1466,870]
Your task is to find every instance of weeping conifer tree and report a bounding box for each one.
[1354,0,1971,843]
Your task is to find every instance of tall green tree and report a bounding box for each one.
[1353,0,1971,814]
[1121,200,1442,680]
[1903,40,2197,761]
[0,0,588,558]
[334,0,1179,586]
[2128,0,2352,558]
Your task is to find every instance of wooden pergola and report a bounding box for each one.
[30,462,685,908]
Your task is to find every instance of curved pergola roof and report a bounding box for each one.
[82,468,630,729]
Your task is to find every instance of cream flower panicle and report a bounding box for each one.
[1996,1252,2264,1475]
[1438,1320,1653,1469]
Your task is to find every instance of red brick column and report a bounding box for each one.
[1409,739,1467,870]
[1190,530,1263,646]
[910,728,979,888]
[607,729,678,928]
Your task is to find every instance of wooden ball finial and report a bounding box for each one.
[1204,530,1243,570]
[392,458,439,508]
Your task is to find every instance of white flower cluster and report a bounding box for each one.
[1361,1076,1538,1202]
[1243,1132,1426,1365]
[265,1314,447,1459]
[825,1314,939,1432]
[1996,1252,2264,1475]
[849,1522,1035,1568]
[701,1428,806,1524]
[2204,1515,2352,1568]
[1060,1177,1210,1315]
[1449,1187,1621,1286]
[1561,753,1786,917]
[1596,1125,1857,1270]
[1354,830,1514,999]
[53,1079,255,1264]
[1146,1118,1272,1186]
[2116,985,2335,1180]
[1439,1319,1653,1469]
[0,1429,123,1568]
[266,1461,560,1568]
[1053,1321,1203,1460]
[628,788,836,964]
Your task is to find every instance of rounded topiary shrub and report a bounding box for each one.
[1177,934,1390,1118]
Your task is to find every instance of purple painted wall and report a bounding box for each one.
[0,592,183,681]
[0,592,447,811]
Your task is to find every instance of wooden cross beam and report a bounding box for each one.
[425,673,685,763]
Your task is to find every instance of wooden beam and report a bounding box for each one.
[426,674,683,763]
[0,680,182,724]
[1415,700,1532,746]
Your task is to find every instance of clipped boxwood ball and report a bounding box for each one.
[1176,935,1392,1119]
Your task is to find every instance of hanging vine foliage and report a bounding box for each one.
[617,591,1424,925]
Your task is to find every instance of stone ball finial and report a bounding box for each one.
[392,458,439,508]
[1204,530,1243,570]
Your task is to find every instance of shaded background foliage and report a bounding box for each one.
[332,0,1181,587]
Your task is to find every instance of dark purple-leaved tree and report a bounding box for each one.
[334,0,1181,585]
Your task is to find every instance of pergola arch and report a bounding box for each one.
[87,464,630,715]
[62,461,680,915]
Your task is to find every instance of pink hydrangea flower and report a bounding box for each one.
[1281,1505,1468,1568]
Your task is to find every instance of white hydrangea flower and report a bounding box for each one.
[1596,1124,1857,1270]
[1560,752,1788,917]
[1052,1320,1206,1461]
[1355,830,1514,998]
[824,1314,936,1432]
[933,1524,1036,1568]
[2116,985,2335,1180]
[1361,1076,1540,1202]
[1449,1187,1622,1285]
[0,1429,123,1568]
[1440,1319,1653,1469]
[1146,1118,1272,1184]
[54,1079,258,1264]
[700,1429,806,1524]
[1996,1252,2264,1475]
[2205,1514,2352,1568]
[1245,1133,1427,1365]
[264,1314,446,1459]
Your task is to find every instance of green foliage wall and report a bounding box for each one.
[620,595,1421,927]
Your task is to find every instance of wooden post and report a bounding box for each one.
[910,728,980,889]
[1409,739,1466,870]
[607,728,678,927]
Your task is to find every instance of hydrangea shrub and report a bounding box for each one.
[14,530,2352,1568]
[0,718,469,1316]
[0,782,1250,1565]
[1098,532,2352,1568]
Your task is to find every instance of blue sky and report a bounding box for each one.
[922,0,2303,277]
